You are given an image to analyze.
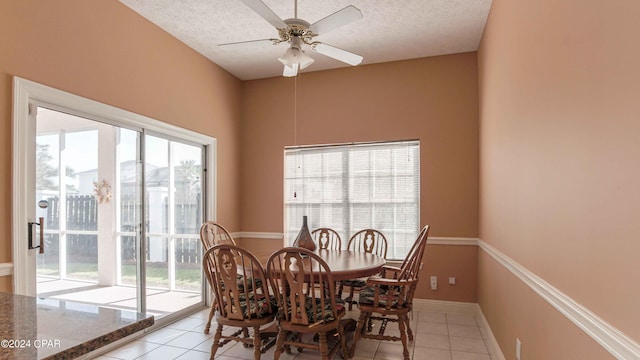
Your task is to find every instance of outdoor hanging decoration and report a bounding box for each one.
[93,179,112,204]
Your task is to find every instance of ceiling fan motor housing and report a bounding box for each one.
[279,18,316,44]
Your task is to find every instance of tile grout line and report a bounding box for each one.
[103,308,498,360]
[446,313,455,359]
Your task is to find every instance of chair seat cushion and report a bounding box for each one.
[219,274,263,291]
[281,297,345,324]
[358,286,406,308]
[219,292,276,318]
[236,274,263,289]
[342,278,366,287]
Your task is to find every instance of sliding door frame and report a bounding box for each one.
[12,77,216,305]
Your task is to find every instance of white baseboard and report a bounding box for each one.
[413,298,478,315]
[475,303,507,360]
[413,299,505,360]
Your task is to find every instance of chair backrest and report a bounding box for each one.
[203,244,272,321]
[199,221,236,251]
[311,228,342,250]
[347,229,388,258]
[398,225,430,280]
[266,247,340,326]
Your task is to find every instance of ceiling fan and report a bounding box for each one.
[220,0,364,77]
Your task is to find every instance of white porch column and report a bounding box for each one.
[97,124,117,286]
[148,187,168,262]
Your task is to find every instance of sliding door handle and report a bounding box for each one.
[39,218,44,254]
[28,217,44,254]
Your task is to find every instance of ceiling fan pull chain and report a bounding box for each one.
[294,75,298,145]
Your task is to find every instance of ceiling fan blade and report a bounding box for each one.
[309,5,363,35]
[313,43,363,66]
[218,38,278,48]
[237,0,287,29]
[283,64,299,77]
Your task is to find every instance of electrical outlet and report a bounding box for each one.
[448,277,456,285]
[430,276,437,290]
[516,338,522,360]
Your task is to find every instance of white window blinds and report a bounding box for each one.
[284,140,420,260]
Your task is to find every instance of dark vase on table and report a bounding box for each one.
[292,216,316,251]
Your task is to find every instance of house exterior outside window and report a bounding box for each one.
[284,140,420,260]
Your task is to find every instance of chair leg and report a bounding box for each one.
[242,327,250,347]
[318,332,329,360]
[404,314,414,341]
[296,332,304,353]
[351,311,369,358]
[348,287,355,310]
[397,316,410,360]
[252,326,261,360]
[337,321,348,359]
[273,330,286,360]
[204,303,216,334]
[210,324,223,359]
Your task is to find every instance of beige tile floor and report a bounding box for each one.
[38,278,202,316]
[96,305,496,360]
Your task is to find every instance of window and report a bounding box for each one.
[13,77,215,315]
[33,106,207,315]
[284,140,420,260]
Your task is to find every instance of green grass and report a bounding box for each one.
[37,261,202,291]
[121,262,202,291]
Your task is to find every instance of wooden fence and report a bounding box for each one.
[45,195,201,264]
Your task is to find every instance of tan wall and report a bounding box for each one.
[478,0,640,357]
[0,276,11,293]
[0,0,242,292]
[239,53,480,302]
[478,252,612,360]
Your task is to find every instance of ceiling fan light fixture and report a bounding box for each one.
[283,64,299,77]
[278,47,314,67]
[277,47,295,66]
[278,36,315,75]
[299,50,315,69]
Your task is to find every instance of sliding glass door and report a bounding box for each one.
[142,134,204,313]
[34,107,205,317]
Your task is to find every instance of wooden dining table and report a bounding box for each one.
[264,248,386,281]
[312,249,387,281]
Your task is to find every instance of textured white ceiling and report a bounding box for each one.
[119,0,492,80]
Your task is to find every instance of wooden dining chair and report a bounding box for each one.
[199,221,238,334]
[342,229,388,309]
[350,225,430,360]
[199,221,236,250]
[347,229,388,258]
[311,228,342,250]
[266,247,349,360]
[203,244,276,360]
